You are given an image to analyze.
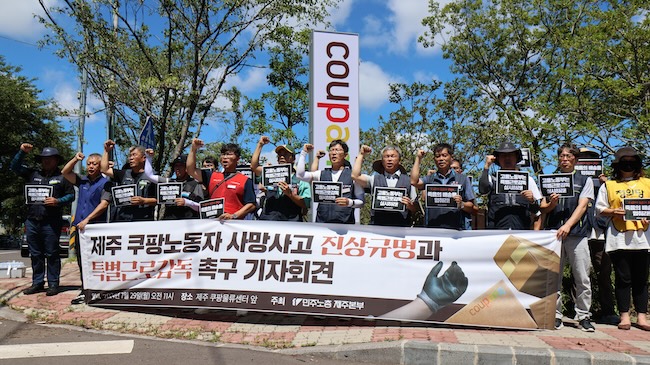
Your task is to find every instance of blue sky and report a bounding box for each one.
[0,0,454,166]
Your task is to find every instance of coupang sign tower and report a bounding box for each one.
[310,30,360,167]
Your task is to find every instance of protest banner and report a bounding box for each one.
[80,220,560,329]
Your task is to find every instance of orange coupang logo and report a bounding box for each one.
[469,286,507,316]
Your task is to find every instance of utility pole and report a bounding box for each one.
[75,68,88,175]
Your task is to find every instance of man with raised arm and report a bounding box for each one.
[100,140,157,222]
[250,136,310,221]
[11,144,74,296]
[186,138,256,220]
[411,144,474,229]
[478,141,542,229]
[296,140,364,224]
[61,152,111,304]
[351,145,417,226]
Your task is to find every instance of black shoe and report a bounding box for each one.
[46,286,59,296]
[70,293,85,305]
[579,318,596,332]
[23,284,45,295]
[554,318,564,330]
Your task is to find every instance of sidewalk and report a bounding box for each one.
[1,262,650,364]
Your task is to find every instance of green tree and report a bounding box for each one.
[237,26,311,153]
[420,0,650,167]
[38,0,337,174]
[0,56,73,233]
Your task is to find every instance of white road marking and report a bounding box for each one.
[0,340,135,359]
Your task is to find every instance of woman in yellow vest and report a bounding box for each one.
[595,146,650,331]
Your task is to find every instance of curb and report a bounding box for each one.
[280,340,650,365]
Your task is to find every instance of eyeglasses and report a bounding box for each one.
[558,154,575,160]
[329,148,345,153]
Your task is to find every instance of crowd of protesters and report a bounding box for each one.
[11,137,650,332]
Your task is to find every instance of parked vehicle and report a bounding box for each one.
[21,215,71,258]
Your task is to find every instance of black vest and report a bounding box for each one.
[114,169,155,222]
[425,172,470,230]
[316,168,355,224]
[25,169,72,220]
[545,171,591,237]
[259,175,304,222]
[162,177,203,220]
[486,174,535,229]
[371,173,411,226]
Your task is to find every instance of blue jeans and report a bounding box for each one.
[25,218,62,287]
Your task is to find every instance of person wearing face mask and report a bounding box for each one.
[411,144,475,229]
[250,136,311,221]
[479,141,542,229]
[351,145,417,226]
[296,140,364,224]
[595,146,650,331]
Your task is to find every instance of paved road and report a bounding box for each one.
[0,318,375,365]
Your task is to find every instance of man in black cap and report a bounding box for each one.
[352,145,417,226]
[479,141,542,229]
[142,151,204,219]
[250,136,311,221]
[10,143,75,296]
[100,140,158,222]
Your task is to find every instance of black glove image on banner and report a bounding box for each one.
[380,261,469,320]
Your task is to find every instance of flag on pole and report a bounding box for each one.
[138,116,155,150]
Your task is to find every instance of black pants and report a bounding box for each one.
[609,249,649,313]
[589,239,616,316]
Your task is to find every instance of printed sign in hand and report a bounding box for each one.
[236,166,254,181]
[112,184,137,207]
[312,181,342,204]
[157,182,183,205]
[262,164,291,187]
[574,159,603,178]
[517,148,532,168]
[539,173,574,197]
[372,187,406,212]
[623,198,650,221]
[24,185,53,204]
[496,171,529,194]
[200,198,225,219]
[425,184,461,208]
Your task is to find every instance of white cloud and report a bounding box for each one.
[0,0,58,40]
[42,68,104,124]
[382,0,453,55]
[327,0,356,28]
[359,15,387,48]
[359,61,400,110]
[225,67,268,94]
[413,70,440,83]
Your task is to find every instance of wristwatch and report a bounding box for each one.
[231,213,238,219]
